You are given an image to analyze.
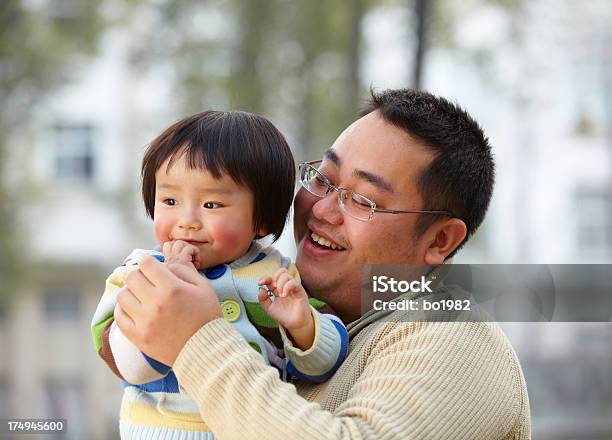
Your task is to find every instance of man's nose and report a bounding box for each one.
[311,190,343,225]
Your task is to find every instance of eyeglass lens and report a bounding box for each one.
[301,163,374,221]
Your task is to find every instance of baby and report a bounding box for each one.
[91,111,348,439]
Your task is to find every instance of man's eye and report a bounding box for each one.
[203,202,222,209]
[314,175,331,188]
[163,198,176,206]
[351,194,373,209]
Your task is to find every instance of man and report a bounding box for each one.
[116,88,531,439]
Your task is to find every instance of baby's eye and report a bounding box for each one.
[163,198,177,206]
[203,202,223,209]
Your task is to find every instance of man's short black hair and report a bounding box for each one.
[141,110,295,241]
[361,88,495,256]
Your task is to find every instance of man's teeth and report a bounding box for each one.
[311,232,344,250]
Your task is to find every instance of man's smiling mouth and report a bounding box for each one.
[310,232,345,250]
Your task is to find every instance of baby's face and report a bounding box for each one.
[153,156,263,269]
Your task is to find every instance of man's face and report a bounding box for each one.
[294,111,436,321]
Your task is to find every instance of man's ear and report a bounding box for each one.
[424,218,467,265]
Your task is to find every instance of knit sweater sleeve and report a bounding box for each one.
[173,318,526,439]
[279,308,348,383]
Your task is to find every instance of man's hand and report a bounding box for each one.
[115,255,222,366]
[258,268,314,351]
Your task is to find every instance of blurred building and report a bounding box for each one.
[0,27,159,439]
[0,1,611,439]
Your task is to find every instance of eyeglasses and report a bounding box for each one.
[298,160,457,222]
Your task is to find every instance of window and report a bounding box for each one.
[43,288,81,321]
[575,190,612,255]
[52,124,95,183]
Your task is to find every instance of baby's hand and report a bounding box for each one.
[162,240,201,269]
[258,268,314,350]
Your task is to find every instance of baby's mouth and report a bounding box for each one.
[174,239,206,246]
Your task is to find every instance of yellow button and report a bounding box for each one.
[221,300,241,322]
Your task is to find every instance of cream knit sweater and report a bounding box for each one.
[174,281,531,439]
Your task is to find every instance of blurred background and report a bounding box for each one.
[0,0,611,438]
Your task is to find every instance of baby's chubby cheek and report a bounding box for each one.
[153,219,172,245]
[212,226,243,246]
[209,223,253,256]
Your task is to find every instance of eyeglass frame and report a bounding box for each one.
[298,160,458,221]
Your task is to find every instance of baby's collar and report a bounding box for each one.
[229,241,266,269]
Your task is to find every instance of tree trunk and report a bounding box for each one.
[413,0,429,89]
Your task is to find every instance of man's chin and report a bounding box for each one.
[297,255,337,294]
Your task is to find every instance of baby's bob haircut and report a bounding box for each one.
[141,110,296,241]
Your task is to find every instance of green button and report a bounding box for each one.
[221,300,241,322]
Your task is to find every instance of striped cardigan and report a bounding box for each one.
[91,242,348,439]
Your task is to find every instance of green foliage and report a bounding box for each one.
[0,0,107,126]
[0,166,20,305]
[128,0,368,161]
[430,0,523,48]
